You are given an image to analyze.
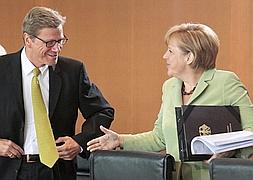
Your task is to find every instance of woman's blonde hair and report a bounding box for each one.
[165,23,220,70]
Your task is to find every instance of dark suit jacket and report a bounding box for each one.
[0,49,114,180]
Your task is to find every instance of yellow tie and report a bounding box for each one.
[32,68,59,168]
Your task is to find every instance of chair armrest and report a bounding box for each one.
[209,158,253,180]
[90,150,175,180]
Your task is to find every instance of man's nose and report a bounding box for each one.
[51,43,62,52]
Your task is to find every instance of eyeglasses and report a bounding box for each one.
[31,35,68,48]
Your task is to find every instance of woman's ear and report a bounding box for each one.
[186,52,194,65]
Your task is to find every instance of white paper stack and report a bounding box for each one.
[191,130,253,154]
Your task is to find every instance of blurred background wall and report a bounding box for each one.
[1,0,252,134]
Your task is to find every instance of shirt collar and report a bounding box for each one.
[21,47,49,76]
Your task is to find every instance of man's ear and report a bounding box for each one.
[23,32,32,47]
[186,52,194,65]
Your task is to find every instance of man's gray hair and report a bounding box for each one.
[22,6,66,36]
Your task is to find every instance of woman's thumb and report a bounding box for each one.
[100,125,110,134]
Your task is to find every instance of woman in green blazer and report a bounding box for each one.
[87,23,253,180]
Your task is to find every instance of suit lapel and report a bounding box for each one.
[187,69,216,104]
[49,65,62,119]
[9,51,25,120]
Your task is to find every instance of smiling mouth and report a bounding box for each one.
[48,54,57,58]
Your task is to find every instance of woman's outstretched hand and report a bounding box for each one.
[87,125,121,152]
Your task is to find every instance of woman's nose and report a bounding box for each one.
[163,51,169,59]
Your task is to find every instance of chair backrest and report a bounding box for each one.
[209,158,253,180]
[89,150,175,180]
[76,155,90,180]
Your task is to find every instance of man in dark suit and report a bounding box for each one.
[0,6,114,180]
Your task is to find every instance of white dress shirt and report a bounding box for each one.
[21,48,49,154]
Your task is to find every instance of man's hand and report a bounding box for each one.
[56,136,81,160]
[0,139,24,158]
